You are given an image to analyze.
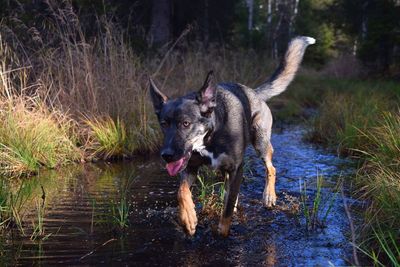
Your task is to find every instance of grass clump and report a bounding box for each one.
[85,116,161,160]
[1,35,80,177]
[110,196,131,230]
[0,101,80,176]
[300,175,339,232]
[85,116,129,160]
[197,174,225,211]
[195,168,226,220]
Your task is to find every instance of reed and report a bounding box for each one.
[300,175,340,232]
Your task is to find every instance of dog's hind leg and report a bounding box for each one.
[252,110,277,207]
[263,144,277,207]
[218,165,243,237]
[178,168,198,235]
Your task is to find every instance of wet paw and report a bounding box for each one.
[263,188,277,208]
[178,202,197,236]
[177,182,197,236]
[217,217,231,237]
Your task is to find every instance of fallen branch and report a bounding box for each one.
[341,186,360,266]
[153,25,192,77]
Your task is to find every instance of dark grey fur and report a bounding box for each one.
[149,36,315,236]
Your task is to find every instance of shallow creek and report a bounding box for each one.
[2,125,357,266]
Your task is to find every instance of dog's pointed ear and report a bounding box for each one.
[197,71,217,115]
[149,77,168,114]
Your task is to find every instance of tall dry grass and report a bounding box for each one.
[0,2,277,174]
[0,38,80,176]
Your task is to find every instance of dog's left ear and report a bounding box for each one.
[149,77,168,115]
[197,71,217,116]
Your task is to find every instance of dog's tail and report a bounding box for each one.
[256,36,315,101]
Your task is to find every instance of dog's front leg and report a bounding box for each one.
[218,165,243,237]
[178,169,198,235]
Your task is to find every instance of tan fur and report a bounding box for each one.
[255,36,315,101]
[264,145,277,207]
[271,39,307,92]
[218,216,232,237]
[177,180,197,235]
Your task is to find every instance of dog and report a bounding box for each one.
[149,36,315,237]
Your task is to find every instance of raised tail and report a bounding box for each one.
[256,36,316,101]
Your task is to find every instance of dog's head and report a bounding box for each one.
[149,71,217,176]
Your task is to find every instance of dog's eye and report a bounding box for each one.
[160,121,169,128]
[182,121,191,128]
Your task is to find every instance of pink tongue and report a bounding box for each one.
[166,158,185,176]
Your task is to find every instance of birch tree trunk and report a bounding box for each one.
[245,0,254,31]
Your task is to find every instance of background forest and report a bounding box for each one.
[1,0,400,74]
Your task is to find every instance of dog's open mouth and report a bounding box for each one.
[165,153,190,176]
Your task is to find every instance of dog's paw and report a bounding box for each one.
[263,187,277,208]
[178,202,197,236]
[177,182,197,235]
[217,217,231,237]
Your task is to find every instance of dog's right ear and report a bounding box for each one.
[197,71,217,116]
[149,78,168,114]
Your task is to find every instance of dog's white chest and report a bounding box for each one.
[197,149,227,168]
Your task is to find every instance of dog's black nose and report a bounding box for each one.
[161,148,175,163]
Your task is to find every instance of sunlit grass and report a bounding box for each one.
[1,38,80,176]
[85,116,129,160]
[0,102,81,176]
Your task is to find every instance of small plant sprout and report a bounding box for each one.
[196,171,225,215]
[300,173,341,232]
[107,172,135,232]
[111,196,131,230]
[30,199,46,241]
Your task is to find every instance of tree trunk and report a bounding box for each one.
[245,0,254,47]
[245,0,254,31]
[288,0,299,37]
[267,0,272,25]
[148,0,171,46]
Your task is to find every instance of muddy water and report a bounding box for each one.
[2,126,356,266]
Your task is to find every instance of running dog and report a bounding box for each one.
[149,36,315,236]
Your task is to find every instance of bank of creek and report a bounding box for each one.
[2,125,358,266]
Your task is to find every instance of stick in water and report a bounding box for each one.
[341,186,360,266]
[79,238,117,261]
